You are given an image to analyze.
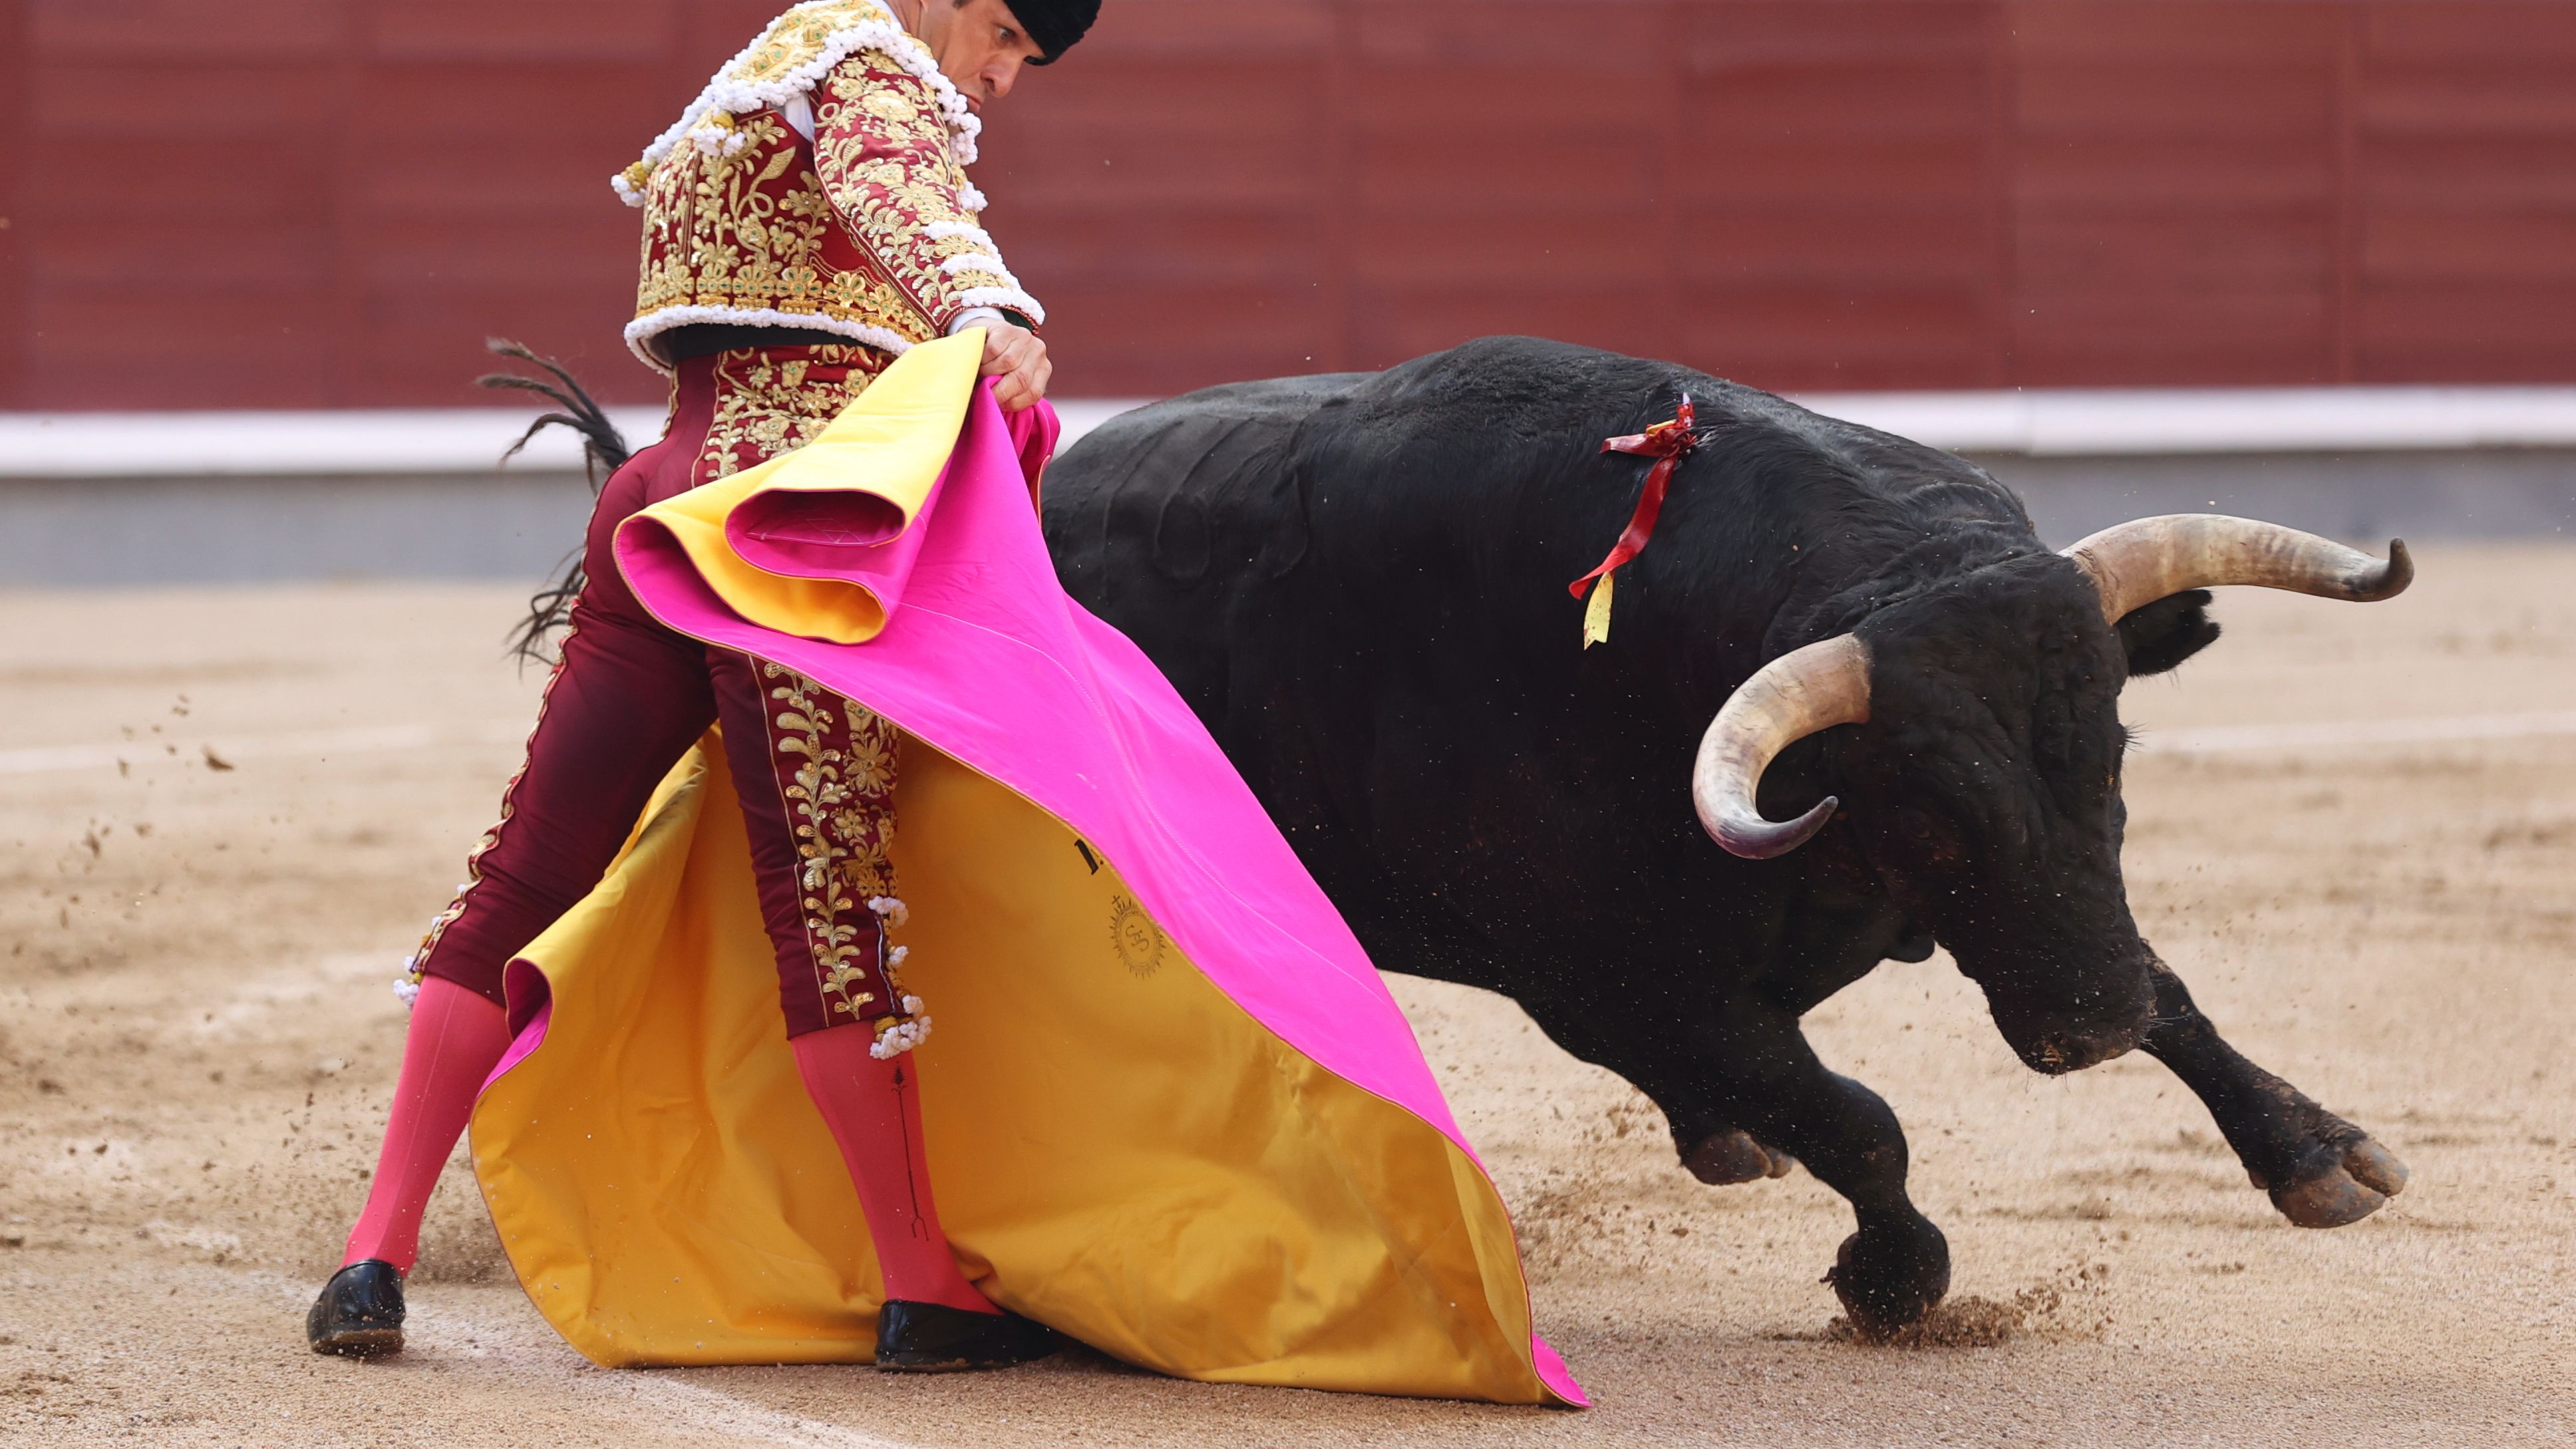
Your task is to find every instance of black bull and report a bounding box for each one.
[1040,335,2414,1336]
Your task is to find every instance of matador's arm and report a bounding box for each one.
[811,49,1045,339]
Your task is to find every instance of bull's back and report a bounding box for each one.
[1037,338,2038,986]
[1044,373,1366,722]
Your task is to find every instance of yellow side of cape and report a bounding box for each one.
[470,736,1549,1400]
[638,331,980,645]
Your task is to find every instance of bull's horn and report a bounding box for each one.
[1692,634,1871,860]
[2064,514,2413,623]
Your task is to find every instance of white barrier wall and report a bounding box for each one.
[2,393,2569,585]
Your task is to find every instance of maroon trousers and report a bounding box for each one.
[347,341,996,1315]
[412,344,906,1039]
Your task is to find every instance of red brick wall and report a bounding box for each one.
[7,0,2573,410]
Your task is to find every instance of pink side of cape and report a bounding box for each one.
[608,383,1584,1407]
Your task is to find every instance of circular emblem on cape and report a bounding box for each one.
[1109,894,1165,979]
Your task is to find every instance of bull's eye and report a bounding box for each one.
[1887,805,1970,868]
[1895,808,1946,847]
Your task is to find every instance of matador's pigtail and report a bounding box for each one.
[477,339,634,667]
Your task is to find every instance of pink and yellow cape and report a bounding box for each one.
[465,333,1585,1406]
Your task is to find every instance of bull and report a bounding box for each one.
[1041,335,2413,1337]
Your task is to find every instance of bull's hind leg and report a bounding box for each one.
[1525,989,1951,1336]
[1680,1126,1796,1186]
[2141,961,2408,1227]
[1700,1007,1952,1337]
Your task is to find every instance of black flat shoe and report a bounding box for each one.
[307,1259,405,1357]
[874,1299,1058,1372]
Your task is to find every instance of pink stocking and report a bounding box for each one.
[792,1027,997,1315]
[341,976,512,1273]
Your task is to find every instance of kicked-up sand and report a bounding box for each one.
[1,544,2571,1446]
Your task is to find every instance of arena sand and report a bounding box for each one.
[2,545,2570,1447]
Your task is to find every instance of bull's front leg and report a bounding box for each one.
[2141,959,2408,1227]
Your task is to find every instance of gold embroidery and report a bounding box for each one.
[731,1,910,91]
[763,664,910,1024]
[695,344,884,482]
[840,722,896,796]
[816,56,1021,313]
[632,98,934,361]
[627,9,1038,367]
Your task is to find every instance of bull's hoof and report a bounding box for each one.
[2271,1137,2408,1228]
[1824,1215,1950,1340]
[1683,1129,1796,1186]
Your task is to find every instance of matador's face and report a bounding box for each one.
[919,0,1049,110]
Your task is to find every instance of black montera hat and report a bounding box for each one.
[1006,0,1100,65]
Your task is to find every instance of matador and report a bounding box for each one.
[309,0,1086,1372]
[305,0,1585,1406]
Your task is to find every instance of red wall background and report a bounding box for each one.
[5,0,2573,410]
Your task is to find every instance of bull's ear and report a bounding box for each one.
[2116,588,2220,677]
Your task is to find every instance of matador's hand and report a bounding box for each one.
[979,322,1051,412]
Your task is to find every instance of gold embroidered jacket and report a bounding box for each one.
[617,0,1043,372]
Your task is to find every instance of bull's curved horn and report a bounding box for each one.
[1692,634,1871,860]
[2064,514,2412,623]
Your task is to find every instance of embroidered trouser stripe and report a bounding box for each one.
[713,656,911,1038]
[413,346,915,1042]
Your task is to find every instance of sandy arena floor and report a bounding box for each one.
[2,545,2571,1446]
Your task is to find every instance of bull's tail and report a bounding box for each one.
[478,339,635,666]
